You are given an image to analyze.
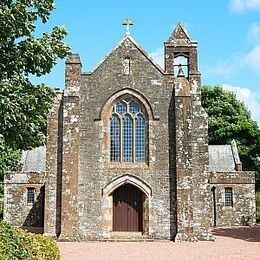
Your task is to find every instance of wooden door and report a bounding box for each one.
[113,184,143,231]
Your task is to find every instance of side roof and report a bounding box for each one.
[19,143,242,174]
[19,146,46,173]
[208,141,242,172]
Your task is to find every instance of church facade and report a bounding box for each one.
[4,24,256,241]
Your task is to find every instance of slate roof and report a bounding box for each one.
[208,145,236,172]
[20,146,46,173]
[19,143,240,173]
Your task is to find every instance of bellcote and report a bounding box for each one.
[164,23,200,83]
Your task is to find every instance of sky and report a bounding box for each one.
[31,0,260,124]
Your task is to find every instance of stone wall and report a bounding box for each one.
[59,54,81,240]
[56,27,216,241]
[209,172,256,226]
[4,172,45,233]
[44,91,63,237]
[77,37,173,240]
[27,25,257,241]
[44,55,81,240]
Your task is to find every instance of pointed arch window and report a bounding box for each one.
[110,98,147,163]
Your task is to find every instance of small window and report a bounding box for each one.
[27,188,35,204]
[224,187,233,207]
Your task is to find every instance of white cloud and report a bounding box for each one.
[149,47,164,69]
[204,22,260,76]
[230,0,260,12]
[222,84,260,123]
[203,55,244,77]
[204,45,260,77]
[248,22,260,43]
[244,45,260,72]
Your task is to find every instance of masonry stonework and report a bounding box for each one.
[4,172,45,234]
[209,172,256,226]
[4,23,256,242]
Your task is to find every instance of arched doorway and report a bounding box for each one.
[113,184,143,232]
[102,174,151,236]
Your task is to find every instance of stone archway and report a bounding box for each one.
[102,175,152,237]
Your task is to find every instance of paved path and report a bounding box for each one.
[59,226,260,260]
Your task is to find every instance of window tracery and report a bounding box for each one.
[110,98,146,163]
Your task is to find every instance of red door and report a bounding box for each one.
[113,184,143,231]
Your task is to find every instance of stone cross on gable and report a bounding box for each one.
[122,18,133,36]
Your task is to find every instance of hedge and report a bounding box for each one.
[0,221,60,260]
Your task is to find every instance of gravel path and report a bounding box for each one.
[59,226,260,260]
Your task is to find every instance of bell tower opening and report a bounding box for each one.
[173,55,189,78]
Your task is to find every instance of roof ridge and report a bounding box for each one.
[88,35,164,74]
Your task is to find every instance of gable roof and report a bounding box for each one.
[208,145,237,172]
[171,23,192,41]
[166,23,197,46]
[89,35,164,74]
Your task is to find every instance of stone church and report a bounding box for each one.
[4,23,256,241]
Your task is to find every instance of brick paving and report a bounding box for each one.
[59,226,260,260]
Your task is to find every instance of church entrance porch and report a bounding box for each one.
[113,184,143,232]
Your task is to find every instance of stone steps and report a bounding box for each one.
[111,231,143,237]
[100,232,155,242]
[99,238,155,242]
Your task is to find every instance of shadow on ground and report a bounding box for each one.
[212,226,260,242]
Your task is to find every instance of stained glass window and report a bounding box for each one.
[135,116,145,162]
[110,98,147,163]
[129,101,139,114]
[123,115,133,162]
[110,116,120,162]
[116,101,127,114]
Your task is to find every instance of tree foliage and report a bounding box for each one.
[202,85,260,173]
[0,0,70,180]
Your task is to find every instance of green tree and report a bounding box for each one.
[0,1,70,181]
[202,85,260,174]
